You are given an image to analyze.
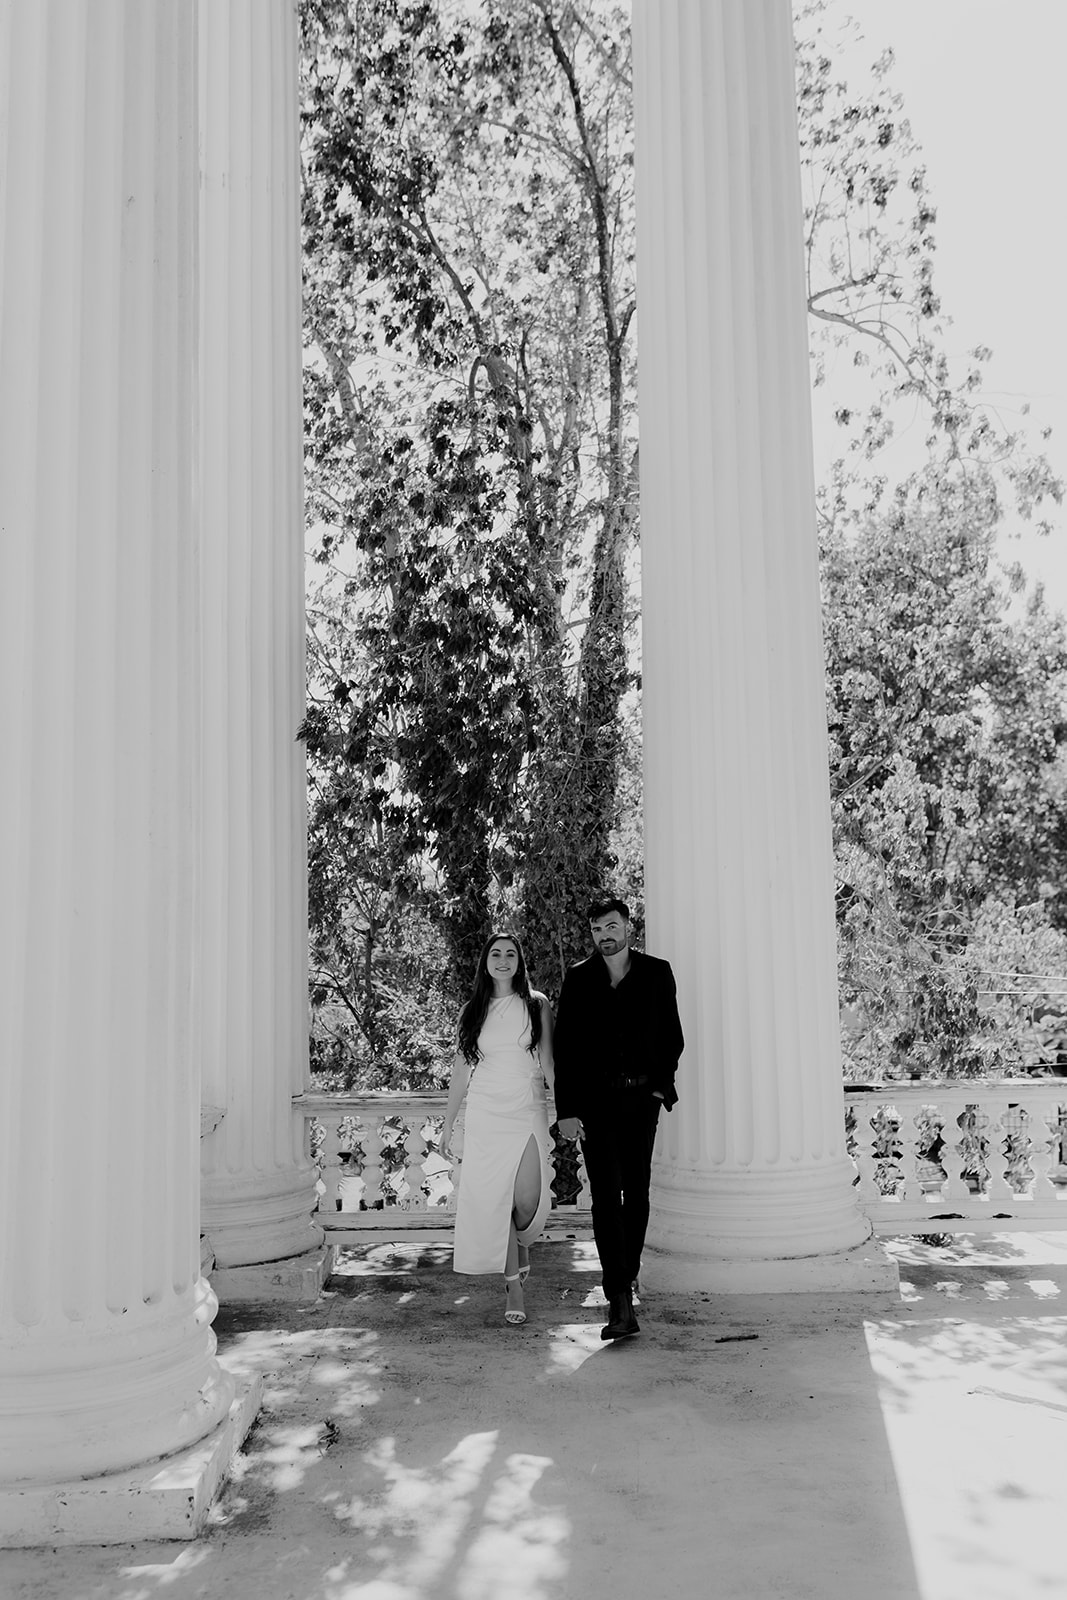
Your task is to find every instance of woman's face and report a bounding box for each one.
[487,940,520,988]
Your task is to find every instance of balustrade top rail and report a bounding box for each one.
[296,1082,1067,1240]
[843,1079,1067,1103]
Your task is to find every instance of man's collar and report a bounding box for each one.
[588,948,641,980]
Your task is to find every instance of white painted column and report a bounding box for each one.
[196,0,324,1280]
[632,0,893,1290]
[0,0,235,1488]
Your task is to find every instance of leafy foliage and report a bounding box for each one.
[826,467,1067,1077]
[796,2,1067,1077]
[300,0,639,1080]
[299,0,1067,1087]
[796,1,1062,525]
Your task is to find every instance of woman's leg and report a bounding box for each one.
[505,1137,542,1316]
[512,1134,543,1232]
[504,1216,524,1316]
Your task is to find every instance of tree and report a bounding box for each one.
[825,464,1067,1077]
[299,0,640,1084]
[795,2,1062,526]
[298,0,1067,1086]
[794,2,1067,1076]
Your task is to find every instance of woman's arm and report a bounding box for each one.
[440,1050,472,1161]
[551,970,584,1140]
[535,993,556,1094]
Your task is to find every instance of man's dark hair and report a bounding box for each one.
[586,896,630,923]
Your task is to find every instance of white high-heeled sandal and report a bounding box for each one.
[517,1244,531,1286]
[504,1272,527,1326]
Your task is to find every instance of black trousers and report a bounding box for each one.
[580,1093,661,1298]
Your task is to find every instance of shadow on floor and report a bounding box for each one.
[1,1242,929,1600]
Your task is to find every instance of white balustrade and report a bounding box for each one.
[297,1094,592,1241]
[846,1082,1067,1232]
[299,1085,1067,1241]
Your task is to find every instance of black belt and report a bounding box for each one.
[611,1074,650,1090]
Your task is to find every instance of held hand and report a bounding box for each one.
[556,1116,583,1143]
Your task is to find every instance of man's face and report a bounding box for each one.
[590,912,630,958]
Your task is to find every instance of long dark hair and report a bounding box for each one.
[457,931,543,1065]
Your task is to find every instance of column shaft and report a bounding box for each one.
[633,0,873,1283]
[0,0,233,1482]
[197,0,322,1271]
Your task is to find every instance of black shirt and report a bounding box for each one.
[553,949,684,1119]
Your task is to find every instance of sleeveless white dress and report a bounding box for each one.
[452,993,553,1274]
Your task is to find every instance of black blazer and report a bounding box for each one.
[553,949,684,1120]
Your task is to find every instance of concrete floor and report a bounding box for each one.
[5,1232,1067,1600]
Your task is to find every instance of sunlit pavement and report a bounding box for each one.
[6,1233,1067,1600]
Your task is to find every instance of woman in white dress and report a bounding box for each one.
[440,932,555,1326]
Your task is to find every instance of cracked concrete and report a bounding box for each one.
[5,1233,1067,1600]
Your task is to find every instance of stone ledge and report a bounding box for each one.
[642,1241,901,1296]
[0,1374,262,1548]
[210,1243,335,1303]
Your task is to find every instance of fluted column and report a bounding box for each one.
[196,0,323,1277]
[632,0,892,1290]
[0,0,234,1487]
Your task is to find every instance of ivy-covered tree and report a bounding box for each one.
[299,0,639,1079]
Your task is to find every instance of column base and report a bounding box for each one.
[200,1157,325,1269]
[642,1240,900,1295]
[210,1243,335,1303]
[0,1376,262,1548]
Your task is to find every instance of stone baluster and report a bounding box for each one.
[939,1107,972,1204]
[316,1117,344,1214]
[400,1119,428,1211]
[196,0,324,1292]
[338,1116,366,1213]
[984,1097,1016,1203]
[361,1120,386,1212]
[897,1104,929,1206]
[848,1106,883,1208]
[1019,1097,1057,1201]
[631,0,893,1290]
[0,0,246,1533]
[574,1146,593,1211]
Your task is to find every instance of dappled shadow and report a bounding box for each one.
[865,1307,1067,1417]
[326,1242,456,1279]
[881,1230,1067,1321]
[325,1431,569,1598]
[884,1229,1067,1268]
[862,1302,1067,1596]
[204,1286,925,1600]
[21,1238,1067,1597]
[1,1251,927,1600]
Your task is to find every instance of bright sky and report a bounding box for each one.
[814,0,1067,611]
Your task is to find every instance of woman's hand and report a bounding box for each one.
[439,1124,457,1162]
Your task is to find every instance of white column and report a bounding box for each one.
[196,0,324,1280]
[632,0,894,1290]
[0,0,235,1487]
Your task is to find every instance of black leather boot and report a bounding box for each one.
[601,1290,640,1340]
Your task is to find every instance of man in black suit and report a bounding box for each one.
[554,897,684,1340]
